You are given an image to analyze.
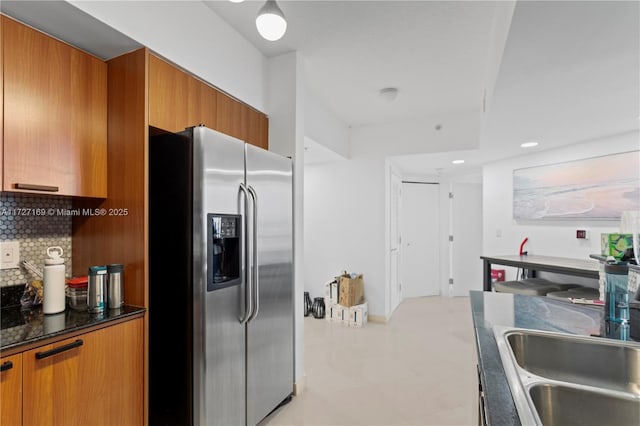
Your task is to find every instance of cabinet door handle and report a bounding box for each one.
[15,183,60,192]
[0,361,13,372]
[35,339,83,360]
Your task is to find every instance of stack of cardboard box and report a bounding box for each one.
[324,273,368,327]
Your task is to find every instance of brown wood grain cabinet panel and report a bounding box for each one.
[1,16,4,190]
[72,48,148,309]
[190,75,218,129]
[2,16,107,197]
[217,91,248,141]
[149,54,219,132]
[247,108,269,150]
[22,319,143,426]
[0,353,22,426]
[148,53,190,132]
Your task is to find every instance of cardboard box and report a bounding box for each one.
[324,280,339,305]
[339,275,364,307]
[330,304,348,324]
[325,303,335,321]
[601,233,634,259]
[348,303,368,328]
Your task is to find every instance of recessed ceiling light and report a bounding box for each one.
[229,0,245,3]
[452,160,464,165]
[520,141,539,148]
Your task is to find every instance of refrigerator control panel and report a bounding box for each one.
[207,213,242,291]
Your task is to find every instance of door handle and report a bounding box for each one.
[247,185,259,322]
[0,361,13,372]
[238,183,253,325]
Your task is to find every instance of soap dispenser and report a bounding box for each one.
[43,246,66,314]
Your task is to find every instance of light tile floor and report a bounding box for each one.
[262,296,478,426]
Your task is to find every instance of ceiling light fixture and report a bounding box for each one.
[379,87,399,102]
[520,141,539,148]
[229,0,245,3]
[256,0,287,41]
[452,160,465,165]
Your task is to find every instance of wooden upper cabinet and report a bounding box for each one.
[247,108,269,150]
[216,91,247,142]
[1,16,4,190]
[149,53,267,148]
[2,16,107,197]
[149,53,217,132]
[148,54,190,132]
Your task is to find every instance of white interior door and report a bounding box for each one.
[389,171,402,312]
[450,182,483,297]
[401,182,440,298]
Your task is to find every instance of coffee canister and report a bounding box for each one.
[88,266,107,313]
[107,264,124,309]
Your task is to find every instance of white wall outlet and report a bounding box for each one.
[0,241,20,270]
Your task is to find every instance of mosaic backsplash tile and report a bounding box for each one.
[0,194,72,287]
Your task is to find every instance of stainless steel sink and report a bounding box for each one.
[494,326,640,425]
[529,384,640,426]
[507,331,640,395]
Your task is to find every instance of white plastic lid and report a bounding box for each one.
[45,246,64,265]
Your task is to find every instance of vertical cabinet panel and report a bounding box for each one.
[0,353,22,426]
[216,91,248,142]
[247,108,269,150]
[191,77,218,130]
[22,319,143,426]
[2,16,107,197]
[0,15,4,189]
[148,54,190,132]
[70,49,108,197]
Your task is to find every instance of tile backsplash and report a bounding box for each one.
[0,194,72,287]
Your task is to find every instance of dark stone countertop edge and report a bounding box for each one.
[470,293,521,426]
[1,305,146,355]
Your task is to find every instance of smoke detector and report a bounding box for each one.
[379,87,398,102]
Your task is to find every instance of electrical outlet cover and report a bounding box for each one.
[0,241,20,270]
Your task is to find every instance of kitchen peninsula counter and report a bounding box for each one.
[470,290,605,425]
[481,254,600,291]
[0,304,145,355]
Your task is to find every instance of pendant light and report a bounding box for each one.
[256,0,287,41]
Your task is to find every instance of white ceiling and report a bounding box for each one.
[205,0,499,128]
[390,0,640,177]
[208,0,639,175]
[3,1,637,177]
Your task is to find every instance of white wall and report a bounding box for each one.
[69,0,267,111]
[483,131,639,281]
[304,158,386,316]
[304,90,349,159]
[267,52,306,387]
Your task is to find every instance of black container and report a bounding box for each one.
[304,292,312,317]
[312,297,325,319]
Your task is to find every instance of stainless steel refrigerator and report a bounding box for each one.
[148,126,294,426]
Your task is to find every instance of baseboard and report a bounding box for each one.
[368,314,388,323]
[293,374,306,395]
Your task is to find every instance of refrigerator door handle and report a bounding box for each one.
[239,183,253,325]
[247,185,260,321]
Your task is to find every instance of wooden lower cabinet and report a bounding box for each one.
[21,318,143,426]
[1,353,23,426]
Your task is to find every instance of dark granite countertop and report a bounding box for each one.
[1,304,145,353]
[470,290,609,426]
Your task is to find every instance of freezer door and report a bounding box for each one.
[192,126,247,426]
[245,144,294,425]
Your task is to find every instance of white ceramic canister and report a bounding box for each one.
[43,246,66,314]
